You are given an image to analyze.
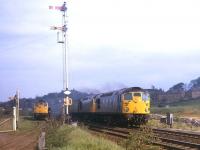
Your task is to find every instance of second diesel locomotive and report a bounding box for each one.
[70,87,150,126]
[33,100,49,120]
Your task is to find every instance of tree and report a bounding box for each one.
[190,77,200,89]
[168,82,185,92]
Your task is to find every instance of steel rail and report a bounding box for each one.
[158,137,200,148]
[85,123,200,150]
[152,128,200,140]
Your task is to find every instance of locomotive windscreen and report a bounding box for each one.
[133,93,141,97]
[124,93,133,100]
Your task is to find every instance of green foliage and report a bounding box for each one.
[46,121,160,150]
[47,126,74,148]
[190,77,200,88]
[123,126,160,150]
[46,123,124,150]
[168,82,185,91]
[169,99,200,107]
[151,106,186,115]
[148,118,200,131]
[151,99,200,116]
[67,128,123,150]
[18,117,38,132]
[149,99,200,131]
[46,121,74,148]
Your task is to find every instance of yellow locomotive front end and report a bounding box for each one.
[122,90,150,125]
[33,100,49,120]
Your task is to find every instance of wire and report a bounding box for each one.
[0,35,52,53]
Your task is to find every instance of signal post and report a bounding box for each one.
[50,1,73,124]
[64,91,72,123]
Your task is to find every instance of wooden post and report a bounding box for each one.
[13,107,16,131]
[38,131,46,150]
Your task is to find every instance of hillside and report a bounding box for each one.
[0,89,89,116]
[148,76,200,105]
[1,76,200,114]
[151,98,200,117]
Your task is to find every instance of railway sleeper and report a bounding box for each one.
[152,141,196,150]
[88,127,128,139]
[158,137,200,150]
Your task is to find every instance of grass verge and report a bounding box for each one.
[46,124,124,150]
[151,99,200,131]
[151,99,200,117]
[123,126,160,150]
[46,122,161,150]
[17,116,41,133]
[148,119,200,131]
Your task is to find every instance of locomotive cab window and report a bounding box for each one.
[142,93,149,101]
[124,93,133,100]
[133,93,141,97]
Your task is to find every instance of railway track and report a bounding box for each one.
[86,124,200,150]
[152,128,200,149]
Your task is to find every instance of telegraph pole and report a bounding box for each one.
[50,1,72,124]
[16,90,19,126]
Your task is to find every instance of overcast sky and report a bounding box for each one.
[1,0,200,101]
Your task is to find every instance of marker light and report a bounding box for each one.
[64,90,71,95]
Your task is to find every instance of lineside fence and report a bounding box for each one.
[0,91,19,132]
[0,107,17,132]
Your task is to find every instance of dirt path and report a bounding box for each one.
[0,120,46,150]
[0,130,39,150]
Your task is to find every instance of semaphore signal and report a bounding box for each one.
[50,25,67,32]
[49,1,72,124]
[49,5,63,10]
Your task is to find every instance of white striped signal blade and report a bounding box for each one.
[49,5,64,10]
[50,26,63,30]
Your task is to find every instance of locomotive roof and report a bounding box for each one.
[36,99,47,103]
[119,87,144,94]
[80,87,145,101]
[81,95,95,101]
[96,87,144,97]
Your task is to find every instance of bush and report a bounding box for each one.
[123,126,160,150]
[46,123,123,150]
[46,121,74,148]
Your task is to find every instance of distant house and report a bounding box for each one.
[146,89,164,105]
[158,91,185,103]
[191,87,200,99]
[158,83,186,104]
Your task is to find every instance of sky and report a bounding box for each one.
[1,0,200,101]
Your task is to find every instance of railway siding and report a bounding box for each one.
[152,128,200,144]
[85,123,200,150]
